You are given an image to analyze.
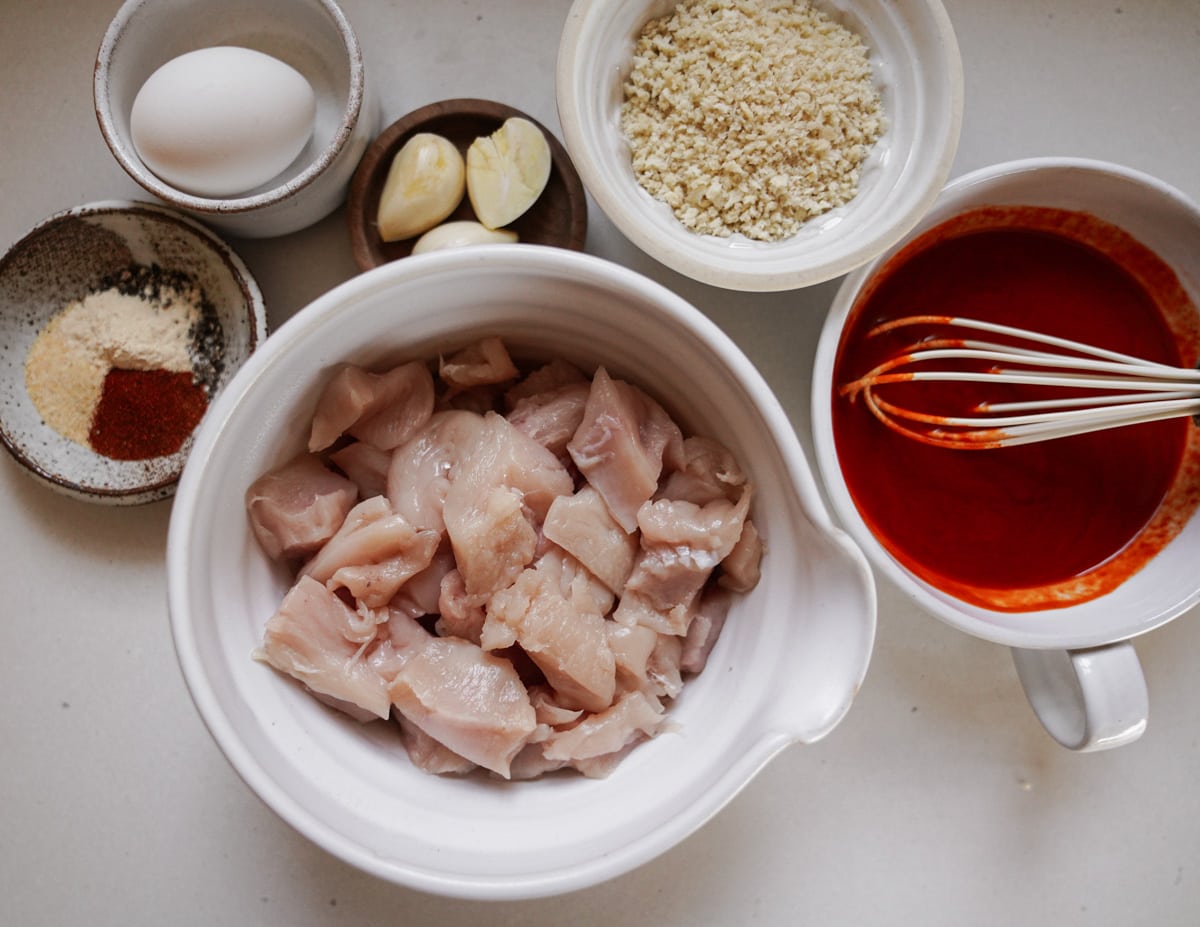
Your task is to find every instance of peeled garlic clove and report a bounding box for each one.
[412,220,519,254]
[377,133,465,242]
[466,117,552,230]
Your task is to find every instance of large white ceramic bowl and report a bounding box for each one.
[556,0,963,291]
[95,0,377,239]
[167,245,876,898]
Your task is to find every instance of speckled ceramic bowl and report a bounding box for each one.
[95,0,377,239]
[0,200,266,505]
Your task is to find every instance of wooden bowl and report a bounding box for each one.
[347,99,588,271]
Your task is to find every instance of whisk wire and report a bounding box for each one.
[844,316,1200,449]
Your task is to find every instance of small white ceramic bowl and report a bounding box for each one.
[167,245,876,898]
[0,200,265,505]
[95,0,377,239]
[556,0,963,291]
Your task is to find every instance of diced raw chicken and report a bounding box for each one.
[567,367,684,533]
[386,410,484,534]
[542,690,666,763]
[646,633,684,699]
[504,358,588,408]
[571,738,648,779]
[308,361,435,452]
[615,488,753,634]
[607,622,659,694]
[658,435,746,505]
[397,717,477,776]
[329,441,392,500]
[681,586,733,675]
[528,684,584,727]
[439,337,519,392]
[388,636,536,778]
[484,554,617,713]
[300,496,441,609]
[442,412,573,599]
[389,541,456,618]
[366,607,432,682]
[507,741,568,780]
[256,575,391,720]
[718,519,763,593]
[434,568,486,645]
[537,545,616,618]
[542,485,638,594]
[245,453,358,562]
[507,381,590,459]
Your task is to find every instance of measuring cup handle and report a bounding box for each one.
[1011,642,1148,751]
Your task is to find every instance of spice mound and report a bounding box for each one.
[620,0,885,242]
[24,264,223,461]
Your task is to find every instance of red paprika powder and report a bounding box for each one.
[88,368,208,460]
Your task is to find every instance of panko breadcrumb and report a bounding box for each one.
[620,0,884,242]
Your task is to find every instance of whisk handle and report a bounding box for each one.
[1011,643,1148,751]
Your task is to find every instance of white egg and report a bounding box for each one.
[130,46,317,198]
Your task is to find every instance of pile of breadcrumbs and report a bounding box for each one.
[620,0,884,242]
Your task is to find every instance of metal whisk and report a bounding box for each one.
[839,315,1200,449]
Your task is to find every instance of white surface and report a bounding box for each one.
[2,0,1198,923]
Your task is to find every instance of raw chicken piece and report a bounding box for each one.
[329,441,391,500]
[366,607,432,681]
[308,361,434,452]
[607,622,660,694]
[542,690,666,763]
[484,553,617,713]
[256,575,391,720]
[542,485,638,594]
[615,488,752,634]
[438,337,519,392]
[567,367,684,533]
[442,412,573,599]
[389,541,456,619]
[507,381,590,459]
[301,496,441,609]
[386,410,484,533]
[388,636,536,778]
[245,453,358,562]
[659,435,746,505]
[504,358,588,408]
[718,519,763,593]
[397,717,477,776]
[646,633,684,699]
[434,568,486,644]
[507,743,569,780]
[681,586,733,675]
[528,684,584,727]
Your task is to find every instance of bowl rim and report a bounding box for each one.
[0,198,266,504]
[555,0,965,292]
[93,0,366,216]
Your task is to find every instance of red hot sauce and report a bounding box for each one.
[832,206,1200,611]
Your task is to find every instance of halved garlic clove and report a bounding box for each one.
[411,220,519,254]
[466,117,551,230]
[377,133,465,242]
